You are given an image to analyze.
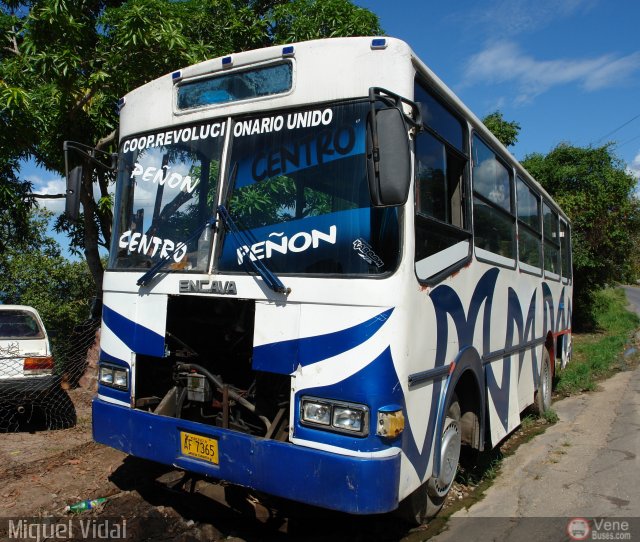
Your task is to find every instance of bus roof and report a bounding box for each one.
[119,36,567,221]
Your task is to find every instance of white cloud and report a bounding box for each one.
[29,172,118,216]
[626,151,640,184]
[29,174,67,215]
[583,52,640,90]
[463,0,597,37]
[462,41,640,103]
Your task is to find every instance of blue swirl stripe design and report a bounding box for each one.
[403,268,500,479]
[402,267,571,479]
[102,304,165,358]
[294,346,404,452]
[252,308,394,374]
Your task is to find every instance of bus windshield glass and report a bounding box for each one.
[218,101,399,275]
[109,120,226,271]
[109,101,400,276]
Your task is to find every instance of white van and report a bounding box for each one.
[0,305,61,420]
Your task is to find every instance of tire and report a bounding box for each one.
[396,394,461,524]
[42,387,77,430]
[534,348,552,415]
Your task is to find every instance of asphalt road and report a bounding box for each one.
[432,286,640,542]
[623,284,640,316]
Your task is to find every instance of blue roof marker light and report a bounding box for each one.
[222,56,233,68]
[371,38,387,50]
[171,70,182,82]
[282,45,295,57]
[117,97,126,112]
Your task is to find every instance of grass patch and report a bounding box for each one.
[557,288,639,394]
[542,408,559,424]
[520,415,536,430]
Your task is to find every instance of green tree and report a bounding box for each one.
[0,210,96,338]
[0,6,35,252]
[482,110,521,147]
[523,144,640,329]
[0,157,36,253]
[0,0,382,298]
[270,0,381,42]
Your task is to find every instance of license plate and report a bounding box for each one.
[180,431,219,464]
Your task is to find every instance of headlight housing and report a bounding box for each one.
[99,364,129,391]
[300,396,369,436]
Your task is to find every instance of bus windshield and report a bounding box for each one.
[109,101,400,276]
[218,101,399,275]
[109,121,226,271]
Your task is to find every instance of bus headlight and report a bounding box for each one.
[333,406,365,432]
[99,364,129,391]
[300,396,369,436]
[301,400,331,426]
[113,368,128,389]
[99,365,114,385]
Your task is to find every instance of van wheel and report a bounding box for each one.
[396,394,461,524]
[42,388,77,430]
[534,348,552,415]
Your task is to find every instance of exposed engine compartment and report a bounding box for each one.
[134,296,290,440]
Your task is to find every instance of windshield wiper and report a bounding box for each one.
[136,217,215,287]
[217,204,290,295]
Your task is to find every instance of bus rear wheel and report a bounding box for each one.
[397,394,461,524]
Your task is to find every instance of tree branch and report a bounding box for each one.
[71,88,97,115]
[4,29,19,55]
[96,130,116,150]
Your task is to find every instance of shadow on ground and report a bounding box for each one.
[107,456,421,542]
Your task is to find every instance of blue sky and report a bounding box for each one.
[355,0,640,177]
[25,0,640,257]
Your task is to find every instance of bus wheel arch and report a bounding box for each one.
[545,332,556,378]
[397,348,485,524]
[446,347,486,453]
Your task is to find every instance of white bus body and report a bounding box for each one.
[92,37,572,517]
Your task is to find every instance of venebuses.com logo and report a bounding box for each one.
[567,517,632,540]
[567,518,591,540]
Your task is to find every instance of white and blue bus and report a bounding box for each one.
[78,37,572,521]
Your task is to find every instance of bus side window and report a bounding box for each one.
[516,175,542,272]
[415,134,465,227]
[560,219,572,282]
[472,135,516,264]
[412,79,471,283]
[414,131,470,282]
[543,202,560,278]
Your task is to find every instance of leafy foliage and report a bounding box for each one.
[482,111,521,148]
[0,156,36,253]
[0,211,96,340]
[0,0,382,296]
[523,144,640,329]
[229,173,334,229]
[557,288,639,393]
[269,0,381,43]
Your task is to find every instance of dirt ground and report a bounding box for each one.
[0,374,612,542]
[0,388,445,542]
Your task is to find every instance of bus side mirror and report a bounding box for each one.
[367,107,412,207]
[66,165,83,220]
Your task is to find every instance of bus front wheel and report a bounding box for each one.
[534,348,552,414]
[396,394,461,524]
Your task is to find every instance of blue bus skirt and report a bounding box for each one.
[93,398,401,514]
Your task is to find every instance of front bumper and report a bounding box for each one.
[0,374,60,402]
[93,398,401,514]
